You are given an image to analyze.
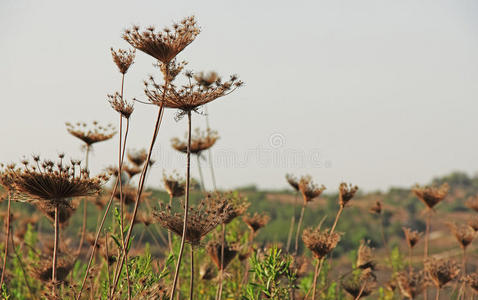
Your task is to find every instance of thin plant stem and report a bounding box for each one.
[424,211,431,259]
[111,65,169,295]
[330,205,344,234]
[105,232,111,299]
[311,258,323,300]
[168,194,174,253]
[190,245,195,300]
[204,104,217,190]
[355,280,367,300]
[145,226,163,249]
[0,192,11,289]
[76,144,91,256]
[463,247,467,275]
[286,192,298,253]
[196,154,205,191]
[379,214,391,260]
[435,287,440,300]
[52,204,59,297]
[170,110,192,300]
[294,204,306,255]
[409,247,413,273]
[76,176,120,299]
[217,224,226,300]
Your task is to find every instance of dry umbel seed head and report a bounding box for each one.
[154,196,234,246]
[302,227,341,259]
[35,201,76,227]
[171,128,219,155]
[144,71,242,114]
[397,269,428,299]
[465,273,478,294]
[403,227,422,249]
[285,174,299,191]
[466,196,478,212]
[162,171,185,198]
[110,47,135,74]
[113,185,150,206]
[123,164,142,179]
[6,155,107,208]
[298,175,326,204]
[127,148,148,167]
[468,216,478,232]
[31,255,75,284]
[205,191,249,224]
[65,121,116,146]
[243,212,270,234]
[123,16,200,64]
[342,271,376,299]
[108,92,134,119]
[412,183,449,210]
[357,240,375,270]
[206,240,239,270]
[194,71,219,88]
[339,182,359,208]
[425,257,460,289]
[369,200,382,214]
[448,222,475,249]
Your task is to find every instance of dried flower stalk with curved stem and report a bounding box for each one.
[412,183,449,260]
[330,182,358,233]
[0,165,15,290]
[294,175,326,254]
[302,226,341,300]
[403,227,422,271]
[448,222,475,274]
[425,257,460,299]
[285,174,300,254]
[397,269,428,299]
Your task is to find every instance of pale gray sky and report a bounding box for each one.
[1,0,477,191]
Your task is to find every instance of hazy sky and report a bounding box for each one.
[1,0,477,191]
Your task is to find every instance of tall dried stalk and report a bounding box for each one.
[286,192,298,253]
[0,191,11,289]
[294,203,306,254]
[170,110,192,299]
[311,258,324,300]
[424,212,431,259]
[111,102,166,295]
[52,204,59,297]
[190,245,195,300]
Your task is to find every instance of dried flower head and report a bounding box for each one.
[0,164,16,192]
[465,273,478,294]
[412,183,449,210]
[194,71,219,88]
[162,171,185,198]
[31,255,75,283]
[66,121,116,146]
[123,16,200,64]
[108,92,134,119]
[113,185,150,206]
[425,257,460,288]
[369,200,382,214]
[35,201,76,227]
[127,148,148,167]
[342,272,376,299]
[468,216,478,232]
[144,72,242,114]
[205,192,249,224]
[242,213,270,233]
[397,269,428,299]
[285,174,299,191]
[302,227,341,259]
[206,240,238,270]
[123,164,142,179]
[154,196,233,246]
[171,128,219,154]
[154,59,188,82]
[357,240,375,270]
[403,227,422,249]
[199,263,216,280]
[298,175,326,204]
[110,47,135,74]
[466,196,478,212]
[6,155,107,208]
[339,182,359,207]
[448,222,475,249]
